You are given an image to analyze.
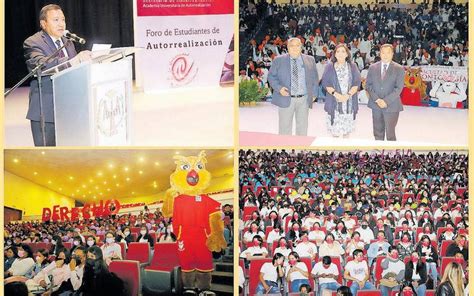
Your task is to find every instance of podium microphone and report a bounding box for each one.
[64,30,86,44]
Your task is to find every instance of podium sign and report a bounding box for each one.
[50,49,136,146]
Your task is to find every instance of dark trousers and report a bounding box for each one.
[371,109,399,141]
[31,120,56,146]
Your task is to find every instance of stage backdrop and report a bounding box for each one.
[133,0,234,92]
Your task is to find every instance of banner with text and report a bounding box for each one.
[134,0,234,92]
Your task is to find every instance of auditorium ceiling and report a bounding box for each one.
[4,149,234,203]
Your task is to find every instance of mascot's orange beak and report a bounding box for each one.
[409,77,415,84]
[186,170,199,186]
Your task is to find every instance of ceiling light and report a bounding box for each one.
[33,172,38,175]
[138,157,145,162]
[113,175,117,179]
[108,163,114,169]
[41,151,45,155]
[139,170,143,175]
[97,171,103,176]
[103,181,107,185]
[48,180,52,184]
[175,151,180,155]
[107,188,111,192]
[126,177,130,181]
[89,179,94,183]
[69,176,74,180]
[154,162,160,166]
[13,158,19,163]
[124,167,129,172]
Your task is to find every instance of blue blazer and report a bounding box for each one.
[23,30,77,122]
[320,61,362,124]
[267,54,319,108]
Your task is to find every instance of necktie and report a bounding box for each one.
[291,58,299,96]
[382,64,388,79]
[55,40,65,58]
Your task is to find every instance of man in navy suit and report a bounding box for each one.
[365,44,404,141]
[23,4,91,146]
[268,38,319,136]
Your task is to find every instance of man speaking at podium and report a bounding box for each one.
[23,4,91,146]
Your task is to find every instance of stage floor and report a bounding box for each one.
[239,102,468,147]
[4,85,234,147]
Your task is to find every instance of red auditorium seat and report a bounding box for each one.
[142,243,182,295]
[119,241,127,260]
[33,242,51,253]
[265,226,273,238]
[426,290,435,296]
[436,227,449,238]
[255,186,267,196]
[248,258,272,295]
[374,256,385,287]
[63,242,72,250]
[97,234,105,241]
[440,240,454,257]
[441,257,465,276]
[241,185,254,195]
[456,187,466,196]
[357,291,382,296]
[130,227,141,233]
[243,206,258,217]
[109,260,140,296]
[126,242,150,266]
[271,240,292,256]
[148,232,157,244]
[131,233,138,242]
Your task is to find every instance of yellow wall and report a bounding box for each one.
[4,171,76,218]
[117,174,234,205]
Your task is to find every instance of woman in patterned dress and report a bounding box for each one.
[321,43,362,138]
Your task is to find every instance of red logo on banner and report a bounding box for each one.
[170,54,198,86]
[136,0,234,16]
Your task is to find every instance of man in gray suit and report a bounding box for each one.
[23,4,91,146]
[268,38,319,136]
[366,44,405,141]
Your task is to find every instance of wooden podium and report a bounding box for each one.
[45,48,137,146]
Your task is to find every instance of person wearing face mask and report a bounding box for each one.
[100,231,123,266]
[379,247,406,296]
[116,227,134,247]
[136,226,155,248]
[286,222,303,244]
[367,231,390,266]
[436,262,464,296]
[354,221,375,245]
[49,246,87,293]
[5,244,35,278]
[319,233,344,261]
[243,222,265,244]
[240,235,268,261]
[308,222,326,247]
[417,223,436,242]
[70,235,84,254]
[417,211,434,227]
[372,218,394,244]
[416,235,438,288]
[158,224,177,243]
[446,234,468,261]
[255,253,285,295]
[344,249,374,295]
[265,210,281,228]
[435,213,453,229]
[49,235,65,256]
[398,283,417,296]
[25,248,71,293]
[345,232,365,256]
[396,232,415,260]
[294,232,317,260]
[4,246,18,273]
[273,237,292,259]
[4,249,50,285]
[438,222,456,241]
[286,251,310,293]
[85,235,97,248]
[80,246,126,295]
[266,224,284,245]
[333,221,349,244]
[311,255,341,296]
[404,251,427,296]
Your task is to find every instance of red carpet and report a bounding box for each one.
[240,131,316,146]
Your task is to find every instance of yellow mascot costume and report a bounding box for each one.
[162,151,227,296]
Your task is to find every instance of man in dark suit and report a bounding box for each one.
[23,4,90,146]
[268,37,319,136]
[366,44,404,141]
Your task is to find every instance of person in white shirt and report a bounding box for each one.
[303,211,320,231]
[308,222,326,247]
[243,222,266,243]
[266,224,284,245]
[68,246,86,292]
[5,244,35,277]
[255,253,285,294]
[240,235,269,260]
[319,233,344,260]
[355,221,374,244]
[312,256,341,296]
[273,237,292,258]
[346,231,366,256]
[286,251,310,293]
[100,232,122,265]
[344,249,374,295]
[294,232,317,260]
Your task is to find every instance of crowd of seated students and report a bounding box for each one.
[238,149,468,296]
[239,1,468,95]
[4,204,234,295]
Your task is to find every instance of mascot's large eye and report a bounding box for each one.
[181,164,190,170]
[197,163,204,170]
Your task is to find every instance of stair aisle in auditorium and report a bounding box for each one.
[210,245,234,296]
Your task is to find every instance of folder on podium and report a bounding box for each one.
[43,47,140,146]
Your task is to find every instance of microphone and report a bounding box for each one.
[63,30,86,44]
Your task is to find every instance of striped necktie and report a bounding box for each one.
[55,40,65,58]
[382,64,388,80]
[291,58,299,95]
